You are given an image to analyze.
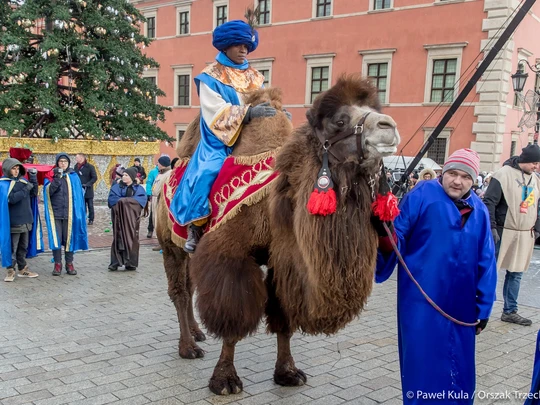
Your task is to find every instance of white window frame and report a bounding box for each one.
[254,0,272,26]
[142,67,159,104]
[143,10,157,38]
[312,0,333,19]
[213,0,229,29]
[423,42,467,105]
[249,57,274,87]
[175,123,188,144]
[369,0,394,12]
[360,49,396,105]
[172,65,193,108]
[304,53,335,105]
[423,127,451,164]
[176,5,191,36]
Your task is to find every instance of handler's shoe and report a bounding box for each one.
[65,263,77,276]
[52,263,62,276]
[4,268,15,282]
[501,311,532,326]
[183,225,203,254]
[125,266,137,271]
[108,265,118,271]
[18,267,38,278]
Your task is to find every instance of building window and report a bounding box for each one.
[428,138,448,165]
[510,140,517,157]
[259,70,270,87]
[360,49,395,105]
[143,76,157,103]
[430,59,456,103]
[304,53,334,105]
[368,63,388,104]
[175,124,188,144]
[146,16,155,38]
[179,11,189,34]
[257,0,271,25]
[216,5,227,27]
[423,43,466,104]
[374,0,391,9]
[315,0,332,17]
[177,75,190,106]
[535,73,540,92]
[310,67,329,103]
[178,130,185,141]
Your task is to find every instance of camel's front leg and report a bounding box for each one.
[209,339,243,395]
[274,332,307,386]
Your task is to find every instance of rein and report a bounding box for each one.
[382,222,479,328]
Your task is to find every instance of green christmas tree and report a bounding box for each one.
[0,0,172,142]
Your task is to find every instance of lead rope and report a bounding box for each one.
[382,222,479,327]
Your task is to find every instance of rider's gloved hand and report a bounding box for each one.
[243,102,277,124]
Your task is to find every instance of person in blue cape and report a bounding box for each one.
[526,330,540,405]
[170,19,279,253]
[43,153,88,276]
[0,158,42,282]
[374,149,497,404]
[107,167,147,271]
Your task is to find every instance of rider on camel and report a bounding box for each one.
[170,19,278,253]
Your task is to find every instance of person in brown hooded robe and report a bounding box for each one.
[107,167,147,271]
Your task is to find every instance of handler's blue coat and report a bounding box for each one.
[43,173,88,252]
[0,178,43,268]
[376,180,497,404]
[170,53,259,226]
[526,330,540,405]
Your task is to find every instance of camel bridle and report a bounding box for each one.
[316,112,371,162]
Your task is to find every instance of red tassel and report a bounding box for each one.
[372,192,400,221]
[307,188,337,216]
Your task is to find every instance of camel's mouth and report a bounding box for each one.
[373,144,398,155]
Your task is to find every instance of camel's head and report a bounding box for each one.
[306,75,400,165]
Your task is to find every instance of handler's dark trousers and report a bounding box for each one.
[10,231,29,270]
[85,198,95,222]
[52,219,74,264]
[495,226,523,314]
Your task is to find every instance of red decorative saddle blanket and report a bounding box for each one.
[163,153,279,243]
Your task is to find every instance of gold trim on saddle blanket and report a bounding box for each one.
[202,63,265,93]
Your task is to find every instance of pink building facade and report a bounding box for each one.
[132,0,540,171]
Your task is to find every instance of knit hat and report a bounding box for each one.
[158,155,171,167]
[518,144,540,163]
[442,148,480,180]
[171,157,179,169]
[212,20,259,53]
[134,157,141,163]
[55,152,70,167]
[124,167,138,182]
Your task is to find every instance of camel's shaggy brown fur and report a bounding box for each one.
[158,75,399,395]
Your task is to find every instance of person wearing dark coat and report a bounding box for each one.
[131,158,147,183]
[107,167,147,271]
[0,158,40,282]
[74,153,98,225]
[43,153,88,276]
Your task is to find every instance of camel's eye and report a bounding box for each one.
[336,120,345,127]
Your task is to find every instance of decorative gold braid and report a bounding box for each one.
[233,149,280,166]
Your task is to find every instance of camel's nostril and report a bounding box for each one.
[377,121,395,129]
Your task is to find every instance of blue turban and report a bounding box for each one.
[212,20,259,53]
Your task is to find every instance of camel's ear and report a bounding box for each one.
[306,108,318,128]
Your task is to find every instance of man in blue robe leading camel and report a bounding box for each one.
[375,148,497,404]
[170,19,281,253]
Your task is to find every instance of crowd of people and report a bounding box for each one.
[1,152,177,281]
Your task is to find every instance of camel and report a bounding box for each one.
[156,75,400,395]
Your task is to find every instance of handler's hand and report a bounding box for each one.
[476,319,488,335]
[491,228,500,245]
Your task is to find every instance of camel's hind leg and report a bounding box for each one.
[265,267,307,386]
[162,245,205,359]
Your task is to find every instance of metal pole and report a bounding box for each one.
[392,0,538,195]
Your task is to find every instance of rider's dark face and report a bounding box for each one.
[225,44,248,64]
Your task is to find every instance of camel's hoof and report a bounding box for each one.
[274,367,307,386]
[209,371,243,395]
[179,343,205,359]
[191,330,206,342]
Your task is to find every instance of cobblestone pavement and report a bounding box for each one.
[1,246,539,405]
